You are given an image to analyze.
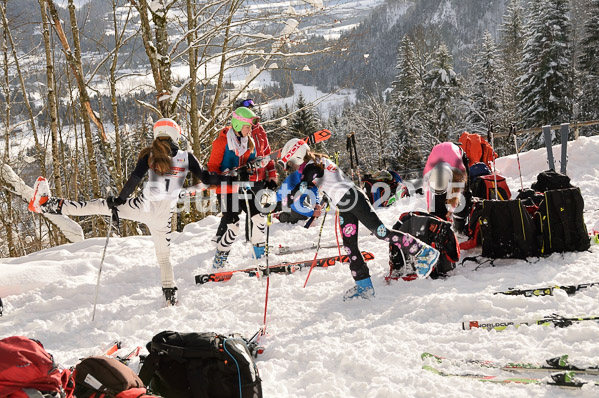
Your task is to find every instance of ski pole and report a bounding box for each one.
[346,134,355,182]
[489,123,498,200]
[303,203,329,288]
[92,207,117,322]
[351,133,362,187]
[263,213,272,331]
[242,185,261,276]
[513,134,524,191]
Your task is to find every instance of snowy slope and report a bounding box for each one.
[1,136,599,397]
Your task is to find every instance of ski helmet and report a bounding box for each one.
[428,161,453,194]
[231,107,258,132]
[281,138,309,169]
[153,118,181,142]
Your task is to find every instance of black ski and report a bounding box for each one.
[542,125,556,171]
[560,123,569,174]
[463,314,599,331]
[195,251,374,284]
[495,282,598,297]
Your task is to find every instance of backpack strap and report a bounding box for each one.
[137,350,159,387]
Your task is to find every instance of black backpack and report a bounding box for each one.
[464,199,540,259]
[390,212,460,278]
[531,170,572,192]
[535,187,590,255]
[138,331,262,398]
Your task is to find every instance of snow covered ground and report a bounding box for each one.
[1,135,599,397]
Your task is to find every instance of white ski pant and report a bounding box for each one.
[59,196,176,288]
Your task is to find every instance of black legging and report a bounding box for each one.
[216,182,266,240]
[336,187,423,281]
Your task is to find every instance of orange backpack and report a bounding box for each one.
[459,132,497,168]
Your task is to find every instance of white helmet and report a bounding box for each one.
[428,161,453,194]
[153,118,181,142]
[280,138,309,169]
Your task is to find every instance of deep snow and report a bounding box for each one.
[1,135,599,397]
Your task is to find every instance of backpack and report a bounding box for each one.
[363,169,404,208]
[74,356,156,398]
[138,331,262,398]
[0,336,74,398]
[389,212,460,279]
[515,188,545,215]
[470,174,511,200]
[468,162,491,180]
[535,187,590,255]
[461,199,540,259]
[459,132,497,168]
[530,169,572,192]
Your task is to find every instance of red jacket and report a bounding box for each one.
[208,127,255,194]
[251,123,277,182]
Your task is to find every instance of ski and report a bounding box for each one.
[463,314,599,331]
[560,123,569,175]
[195,251,374,284]
[95,340,122,356]
[422,352,599,375]
[542,125,556,171]
[246,129,332,169]
[495,282,599,297]
[247,326,266,358]
[116,346,142,365]
[423,365,599,389]
[275,242,338,255]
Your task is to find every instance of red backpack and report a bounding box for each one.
[459,132,497,168]
[0,336,74,398]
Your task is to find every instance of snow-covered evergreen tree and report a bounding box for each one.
[498,0,525,129]
[518,0,573,132]
[578,0,599,121]
[289,93,320,138]
[464,31,502,134]
[422,43,460,143]
[390,35,426,170]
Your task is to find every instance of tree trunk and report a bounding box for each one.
[39,0,64,197]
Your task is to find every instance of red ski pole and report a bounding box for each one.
[303,207,329,288]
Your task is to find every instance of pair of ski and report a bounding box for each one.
[543,123,569,174]
[495,282,598,297]
[195,252,374,284]
[275,242,338,255]
[98,341,141,365]
[463,313,599,331]
[422,352,599,389]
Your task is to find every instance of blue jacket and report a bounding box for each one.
[276,171,319,216]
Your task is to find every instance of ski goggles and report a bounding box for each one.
[232,115,260,126]
[240,99,255,108]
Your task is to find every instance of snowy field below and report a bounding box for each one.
[1,135,599,397]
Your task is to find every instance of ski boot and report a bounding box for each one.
[343,277,375,301]
[28,176,50,213]
[162,287,178,306]
[253,244,265,259]
[413,244,440,279]
[212,249,230,269]
[28,176,64,214]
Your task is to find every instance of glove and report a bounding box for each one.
[312,204,322,218]
[265,179,278,191]
[239,167,250,182]
[106,196,126,209]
